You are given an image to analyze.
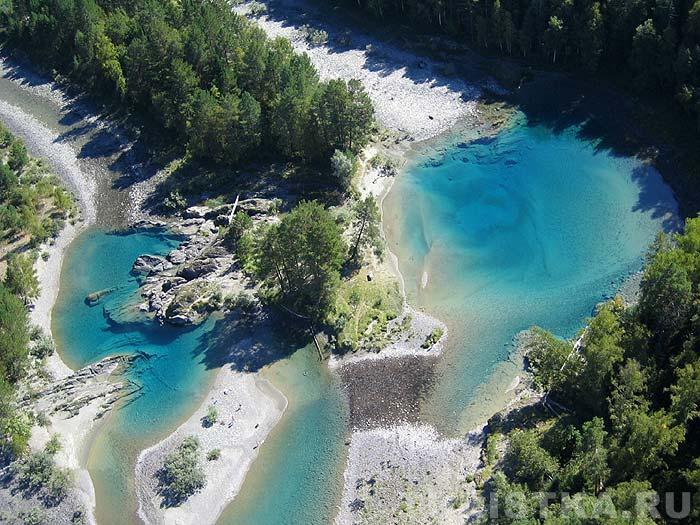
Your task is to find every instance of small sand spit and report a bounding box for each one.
[135,369,287,525]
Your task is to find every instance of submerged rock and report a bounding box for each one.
[182,206,210,219]
[85,288,114,306]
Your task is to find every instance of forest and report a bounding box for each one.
[343,0,700,127]
[0,0,375,167]
[485,219,700,523]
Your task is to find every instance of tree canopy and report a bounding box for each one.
[501,217,700,522]
[345,0,700,128]
[1,0,375,166]
[258,200,346,321]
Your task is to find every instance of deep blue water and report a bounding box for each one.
[51,116,678,523]
[384,120,678,432]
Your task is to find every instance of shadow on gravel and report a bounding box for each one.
[252,0,489,101]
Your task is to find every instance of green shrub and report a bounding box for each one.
[225,292,257,313]
[300,24,328,46]
[330,150,356,192]
[15,451,55,492]
[31,334,56,360]
[44,434,62,455]
[1,410,32,457]
[35,411,50,428]
[421,327,444,349]
[0,123,12,148]
[8,140,28,172]
[248,1,267,16]
[203,405,218,427]
[12,436,73,505]
[164,190,186,211]
[18,508,46,525]
[206,448,221,461]
[45,467,73,506]
[223,211,252,250]
[159,436,206,505]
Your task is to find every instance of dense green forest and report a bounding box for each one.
[344,0,700,127]
[485,218,700,523]
[0,0,374,166]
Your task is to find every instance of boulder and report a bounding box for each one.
[182,206,210,219]
[131,255,170,276]
[214,214,230,227]
[161,277,185,292]
[199,220,217,234]
[177,259,217,281]
[238,198,274,215]
[166,314,193,326]
[167,249,187,265]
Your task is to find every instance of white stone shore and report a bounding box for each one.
[336,424,484,525]
[237,0,481,142]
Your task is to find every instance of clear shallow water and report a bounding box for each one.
[49,117,678,523]
[384,119,678,433]
[218,348,348,525]
[53,228,222,524]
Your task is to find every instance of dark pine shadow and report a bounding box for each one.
[192,309,308,373]
[507,72,700,219]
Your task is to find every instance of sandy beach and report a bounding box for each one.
[135,370,287,525]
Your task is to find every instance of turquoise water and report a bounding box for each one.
[53,228,348,525]
[53,228,222,524]
[384,119,678,433]
[218,348,348,525]
[51,117,678,523]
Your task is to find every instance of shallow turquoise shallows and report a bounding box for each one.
[53,228,222,524]
[217,347,348,525]
[384,118,678,433]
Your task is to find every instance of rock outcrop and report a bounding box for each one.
[23,355,140,420]
[131,254,172,276]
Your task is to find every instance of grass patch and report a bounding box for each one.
[421,327,444,349]
[331,271,402,353]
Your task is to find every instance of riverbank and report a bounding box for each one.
[0,58,107,522]
[235,0,492,142]
[0,53,292,525]
[135,369,287,525]
[231,1,532,520]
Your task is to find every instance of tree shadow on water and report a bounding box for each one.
[192,309,307,373]
[631,165,683,233]
[509,72,700,218]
